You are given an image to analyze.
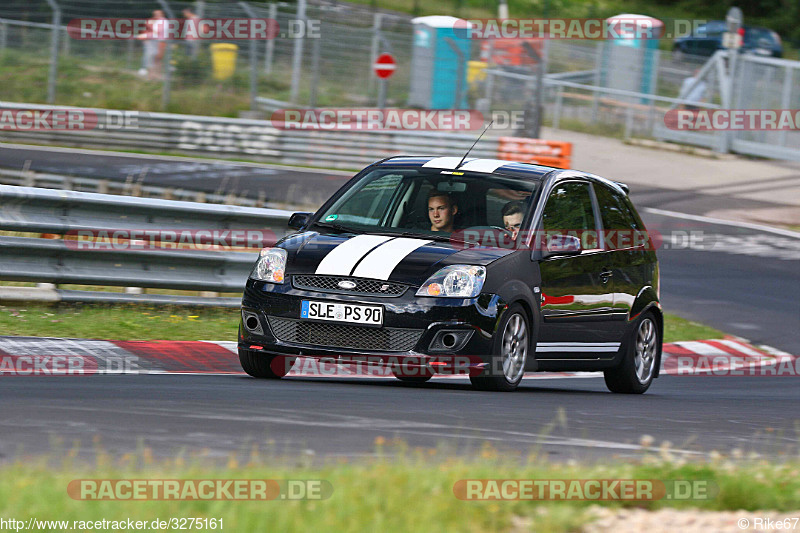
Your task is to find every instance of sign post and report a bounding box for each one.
[374,53,396,109]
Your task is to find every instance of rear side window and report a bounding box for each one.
[594,184,640,231]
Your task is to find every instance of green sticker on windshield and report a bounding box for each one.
[325,214,338,221]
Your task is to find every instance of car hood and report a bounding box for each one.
[279,231,514,285]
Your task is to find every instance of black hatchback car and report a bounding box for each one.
[239,157,662,393]
[673,20,783,58]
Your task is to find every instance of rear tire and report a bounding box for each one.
[604,311,660,394]
[470,304,529,392]
[238,349,294,379]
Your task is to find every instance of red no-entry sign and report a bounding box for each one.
[373,53,396,79]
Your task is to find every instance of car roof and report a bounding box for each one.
[377,156,556,181]
[376,156,630,195]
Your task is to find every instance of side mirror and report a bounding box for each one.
[288,212,312,230]
[544,234,582,257]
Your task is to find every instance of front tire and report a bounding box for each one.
[604,312,660,394]
[470,304,529,392]
[239,349,294,379]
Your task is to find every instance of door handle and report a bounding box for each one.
[599,269,613,282]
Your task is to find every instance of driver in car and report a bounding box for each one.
[428,191,458,233]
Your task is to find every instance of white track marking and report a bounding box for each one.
[672,341,730,356]
[645,207,800,239]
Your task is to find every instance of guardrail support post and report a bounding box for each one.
[289,0,306,104]
[44,0,61,104]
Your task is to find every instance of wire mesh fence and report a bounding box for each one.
[0,0,416,114]
[0,1,798,159]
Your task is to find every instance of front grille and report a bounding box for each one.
[292,275,407,297]
[267,317,423,352]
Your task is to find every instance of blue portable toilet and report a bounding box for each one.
[599,14,663,100]
[408,16,471,109]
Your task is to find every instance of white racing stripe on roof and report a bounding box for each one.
[457,159,514,173]
[315,235,394,276]
[421,157,474,170]
[421,157,512,174]
[352,237,432,280]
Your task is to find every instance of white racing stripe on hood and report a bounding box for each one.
[352,237,433,280]
[315,234,394,276]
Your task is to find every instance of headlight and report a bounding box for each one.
[251,248,287,283]
[416,265,486,298]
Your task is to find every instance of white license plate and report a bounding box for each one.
[301,300,383,325]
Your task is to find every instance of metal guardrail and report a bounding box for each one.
[0,169,269,208]
[0,102,502,170]
[0,185,294,306]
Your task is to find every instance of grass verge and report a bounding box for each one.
[0,303,723,343]
[1,447,799,533]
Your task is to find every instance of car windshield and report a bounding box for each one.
[315,167,538,239]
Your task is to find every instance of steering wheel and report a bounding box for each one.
[490,225,514,238]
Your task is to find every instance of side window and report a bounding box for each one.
[541,182,597,233]
[594,184,640,230]
[594,183,645,250]
[487,188,532,228]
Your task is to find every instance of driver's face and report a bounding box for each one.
[503,212,523,239]
[428,196,457,232]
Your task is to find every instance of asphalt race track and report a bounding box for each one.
[1,145,798,462]
[1,373,798,461]
[0,144,350,207]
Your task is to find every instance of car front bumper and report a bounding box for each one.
[238,277,508,368]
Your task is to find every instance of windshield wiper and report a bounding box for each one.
[312,221,364,234]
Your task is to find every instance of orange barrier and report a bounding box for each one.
[497,137,572,169]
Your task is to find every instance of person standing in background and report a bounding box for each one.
[182,8,201,59]
[137,10,167,80]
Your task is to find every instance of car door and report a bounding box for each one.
[535,180,619,359]
[593,182,653,331]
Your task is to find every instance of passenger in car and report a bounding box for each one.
[502,201,525,240]
[428,191,459,233]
